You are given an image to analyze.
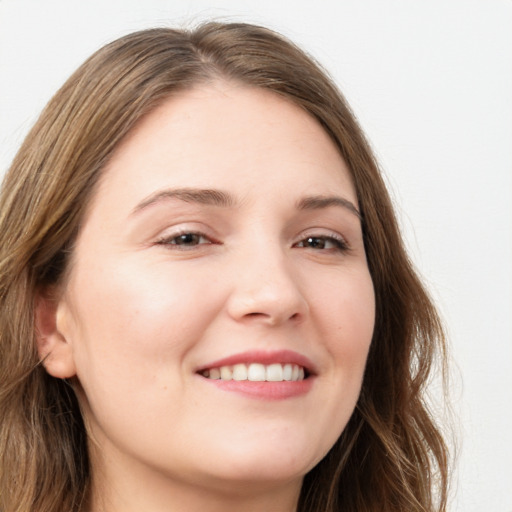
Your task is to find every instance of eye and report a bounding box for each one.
[156,231,212,249]
[294,235,348,252]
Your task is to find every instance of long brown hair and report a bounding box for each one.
[0,22,449,511]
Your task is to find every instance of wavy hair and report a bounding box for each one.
[0,22,449,511]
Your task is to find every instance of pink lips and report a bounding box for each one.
[197,349,316,374]
[196,350,316,400]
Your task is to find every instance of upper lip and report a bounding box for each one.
[196,349,317,375]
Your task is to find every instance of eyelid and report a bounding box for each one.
[154,224,220,250]
[157,231,209,244]
[293,229,350,251]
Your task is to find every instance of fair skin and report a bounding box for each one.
[37,82,375,512]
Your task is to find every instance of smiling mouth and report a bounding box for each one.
[200,363,307,382]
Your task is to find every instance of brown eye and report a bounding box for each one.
[295,236,347,251]
[171,233,203,246]
[157,232,211,248]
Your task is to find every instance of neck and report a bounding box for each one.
[88,474,301,512]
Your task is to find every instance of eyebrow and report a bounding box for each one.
[296,195,361,219]
[131,187,361,219]
[132,187,235,215]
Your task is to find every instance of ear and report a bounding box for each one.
[35,287,77,379]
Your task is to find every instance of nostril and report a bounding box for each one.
[241,311,303,325]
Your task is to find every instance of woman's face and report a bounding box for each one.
[51,83,375,495]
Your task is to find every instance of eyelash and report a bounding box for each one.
[156,231,213,249]
[156,231,349,253]
[293,234,349,252]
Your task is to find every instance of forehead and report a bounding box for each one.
[92,82,356,212]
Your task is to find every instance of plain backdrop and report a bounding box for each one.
[1,1,511,510]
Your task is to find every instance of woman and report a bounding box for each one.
[0,22,449,512]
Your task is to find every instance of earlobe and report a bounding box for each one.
[35,289,77,379]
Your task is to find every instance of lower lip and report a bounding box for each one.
[200,377,314,400]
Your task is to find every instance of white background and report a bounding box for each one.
[1,1,510,510]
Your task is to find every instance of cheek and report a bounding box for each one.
[314,267,375,361]
[63,258,229,451]
[65,257,227,395]
[298,268,374,462]
[76,256,218,336]
[340,280,375,360]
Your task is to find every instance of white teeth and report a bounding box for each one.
[283,363,293,381]
[247,363,266,381]
[202,363,306,382]
[266,363,283,382]
[232,364,247,381]
[220,366,233,380]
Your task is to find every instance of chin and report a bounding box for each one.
[193,462,308,497]
[193,435,326,488]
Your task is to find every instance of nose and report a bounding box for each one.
[226,247,309,326]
